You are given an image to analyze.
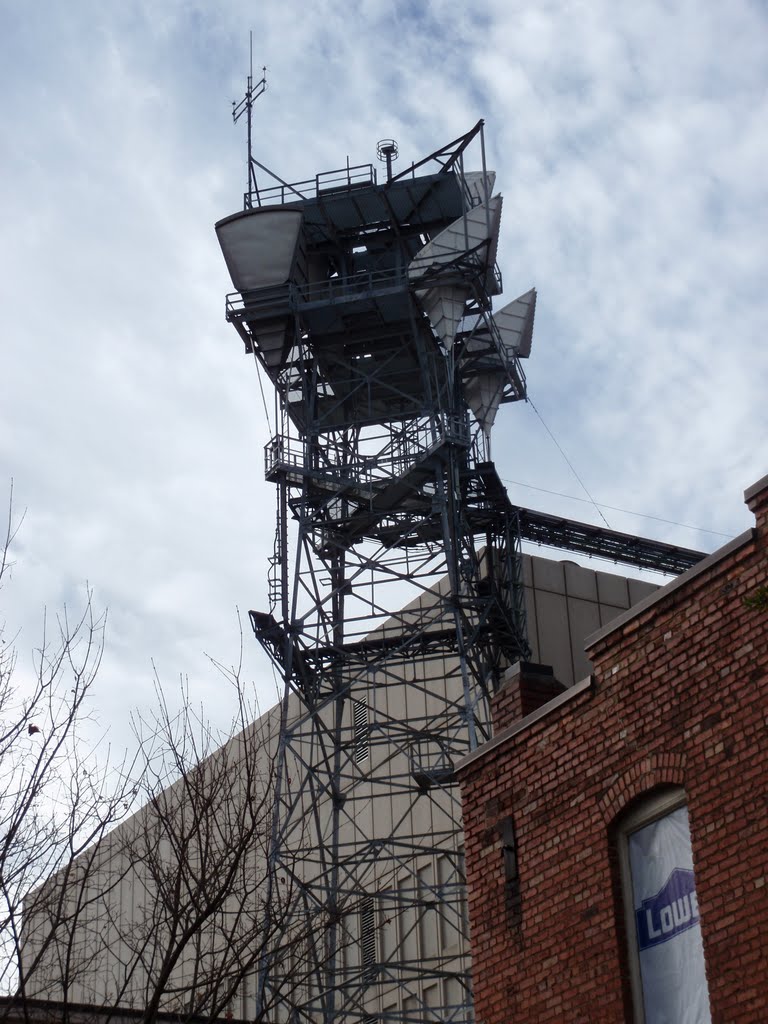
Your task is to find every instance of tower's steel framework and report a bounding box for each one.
[216,122,705,1022]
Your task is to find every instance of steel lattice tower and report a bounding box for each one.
[216,120,531,1022]
[215,120,704,1023]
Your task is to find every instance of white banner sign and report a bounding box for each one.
[628,805,711,1023]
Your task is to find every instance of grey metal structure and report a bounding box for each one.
[215,120,704,1023]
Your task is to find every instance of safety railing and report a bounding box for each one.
[294,265,406,306]
[264,415,470,489]
[244,163,377,208]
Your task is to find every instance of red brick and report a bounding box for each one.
[457,473,768,1024]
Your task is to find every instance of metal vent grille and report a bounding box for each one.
[353,699,370,764]
[360,896,376,985]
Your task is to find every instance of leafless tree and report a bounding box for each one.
[0,486,139,1014]
[25,658,330,1022]
[2,488,328,1023]
[104,666,293,1020]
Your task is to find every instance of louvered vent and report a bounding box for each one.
[360,896,376,985]
[353,699,370,764]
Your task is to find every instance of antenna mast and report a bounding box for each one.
[232,31,266,210]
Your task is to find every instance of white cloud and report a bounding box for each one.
[1,0,766,753]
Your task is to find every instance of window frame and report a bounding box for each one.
[615,786,689,1024]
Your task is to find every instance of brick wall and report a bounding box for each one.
[457,473,768,1023]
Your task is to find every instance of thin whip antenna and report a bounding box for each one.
[232,31,267,210]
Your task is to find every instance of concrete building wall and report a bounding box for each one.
[457,475,768,1024]
[522,553,657,686]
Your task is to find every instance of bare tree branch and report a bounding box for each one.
[3,491,342,1023]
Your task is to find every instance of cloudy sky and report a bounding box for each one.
[2,0,767,751]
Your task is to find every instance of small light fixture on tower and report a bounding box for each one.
[376,138,399,182]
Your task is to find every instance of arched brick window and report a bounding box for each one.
[615,787,711,1023]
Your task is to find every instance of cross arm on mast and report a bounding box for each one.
[232,31,267,209]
